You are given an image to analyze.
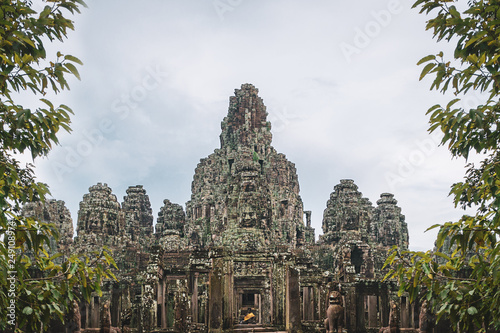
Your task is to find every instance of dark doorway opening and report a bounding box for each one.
[351,246,363,274]
[242,293,254,307]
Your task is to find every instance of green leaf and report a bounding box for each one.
[64,62,81,80]
[39,6,51,18]
[64,54,83,66]
[40,98,54,109]
[420,62,436,81]
[446,98,460,109]
[23,306,33,315]
[467,306,478,315]
[449,6,460,18]
[417,54,436,65]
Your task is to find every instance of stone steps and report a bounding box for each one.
[233,329,271,332]
[232,324,284,332]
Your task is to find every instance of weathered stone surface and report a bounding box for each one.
[75,182,124,247]
[320,180,409,281]
[219,83,272,150]
[122,185,154,247]
[155,199,188,251]
[101,300,122,333]
[418,300,434,333]
[70,183,155,333]
[372,193,408,250]
[156,199,185,235]
[303,211,315,244]
[321,179,373,244]
[69,299,81,333]
[22,199,73,259]
[379,300,400,333]
[184,84,307,252]
[74,183,153,258]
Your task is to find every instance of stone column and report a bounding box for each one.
[192,272,199,323]
[368,295,378,327]
[302,287,309,320]
[401,297,409,328]
[209,259,223,333]
[355,294,365,331]
[91,296,99,328]
[223,261,233,330]
[286,266,301,332]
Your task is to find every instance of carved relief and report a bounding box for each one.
[234,261,270,276]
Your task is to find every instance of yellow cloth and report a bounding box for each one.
[243,312,255,321]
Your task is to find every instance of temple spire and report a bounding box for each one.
[220,83,272,150]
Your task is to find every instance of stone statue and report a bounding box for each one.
[66,299,81,333]
[419,300,435,333]
[379,300,400,333]
[101,300,122,333]
[120,307,132,333]
[324,290,344,333]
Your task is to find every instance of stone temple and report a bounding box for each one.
[27,84,422,332]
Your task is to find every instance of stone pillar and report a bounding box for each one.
[259,293,263,324]
[91,296,99,328]
[274,265,284,327]
[303,287,309,320]
[381,292,389,327]
[266,269,274,325]
[209,259,223,333]
[139,256,158,332]
[305,211,312,227]
[162,280,167,329]
[286,266,301,332]
[302,286,315,321]
[82,303,88,329]
[368,295,378,327]
[401,297,409,328]
[344,285,357,332]
[223,261,233,330]
[192,273,199,324]
[355,294,365,332]
[157,279,167,329]
[140,284,156,332]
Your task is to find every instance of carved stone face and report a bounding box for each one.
[344,208,359,230]
[240,205,257,228]
[233,157,270,230]
[236,190,271,230]
[329,291,342,305]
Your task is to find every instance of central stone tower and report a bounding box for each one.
[185,84,310,251]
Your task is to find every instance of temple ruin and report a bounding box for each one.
[27,84,423,332]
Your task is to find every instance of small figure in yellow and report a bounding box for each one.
[240,307,257,324]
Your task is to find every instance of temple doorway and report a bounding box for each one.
[238,291,261,325]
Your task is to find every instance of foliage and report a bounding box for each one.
[0,1,117,332]
[385,1,500,331]
[252,151,259,162]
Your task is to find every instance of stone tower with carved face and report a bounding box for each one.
[185,83,307,251]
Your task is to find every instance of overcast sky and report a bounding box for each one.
[27,0,476,251]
